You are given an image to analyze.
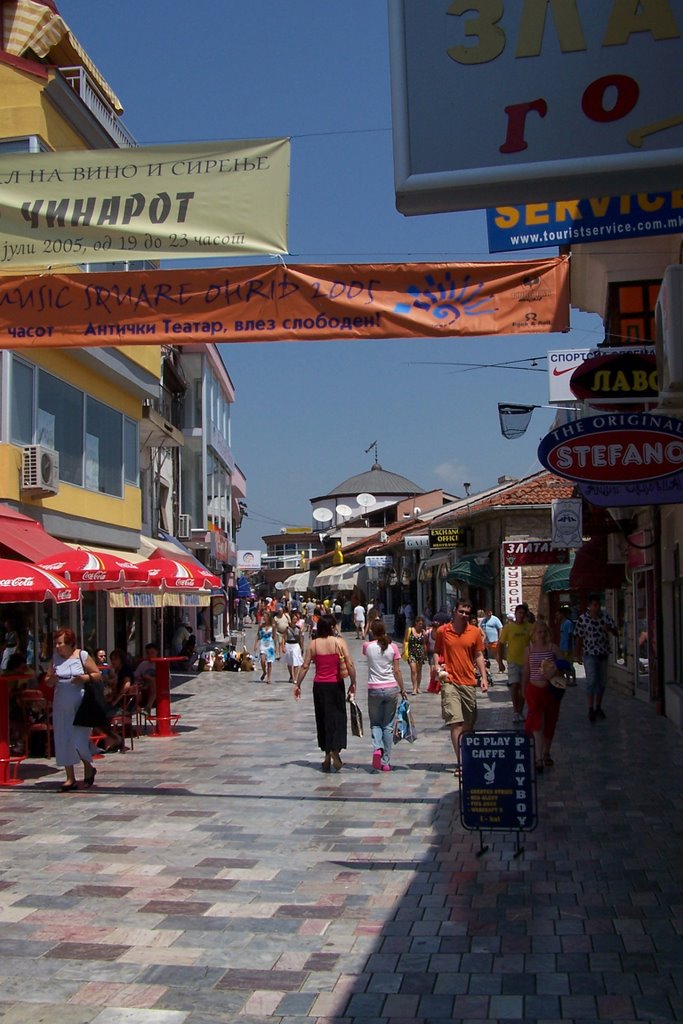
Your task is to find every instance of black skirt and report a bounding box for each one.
[312,681,347,752]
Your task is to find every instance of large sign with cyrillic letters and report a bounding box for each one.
[0,140,290,267]
[0,258,569,349]
[503,541,569,567]
[569,347,658,406]
[548,349,591,403]
[389,1,683,213]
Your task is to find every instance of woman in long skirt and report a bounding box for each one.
[294,615,356,771]
[44,628,103,791]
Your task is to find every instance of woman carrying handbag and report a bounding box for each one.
[294,615,356,772]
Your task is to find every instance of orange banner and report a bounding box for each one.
[0,257,568,348]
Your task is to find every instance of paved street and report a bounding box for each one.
[1,630,683,1023]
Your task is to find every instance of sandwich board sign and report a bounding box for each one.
[459,731,537,856]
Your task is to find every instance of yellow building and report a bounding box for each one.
[0,0,163,648]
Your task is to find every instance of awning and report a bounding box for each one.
[446,556,494,590]
[109,591,211,609]
[314,563,364,590]
[282,569,317,591]
[542,551,576,593]
[314,565,340,587]
[570,537,626,591]
[0,503,72,563]
[2,0,124,112]
[335,564,365,591]
[67,542,147,564]
[236,576,254,598]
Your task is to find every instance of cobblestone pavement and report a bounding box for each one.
[1,629,683,1023]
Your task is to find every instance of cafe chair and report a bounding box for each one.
[17,689,52,759]
[109,687,141,751]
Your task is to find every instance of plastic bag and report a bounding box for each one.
[393,697,417,743]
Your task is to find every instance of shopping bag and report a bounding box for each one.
[393,697,417,743]
[347,696,363,738]
[427,666,441,694]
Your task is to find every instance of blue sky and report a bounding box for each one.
[58,0,602,550]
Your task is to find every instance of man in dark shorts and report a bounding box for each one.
[434,599,488,777]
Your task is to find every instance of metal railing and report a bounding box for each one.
[59,66,137,148]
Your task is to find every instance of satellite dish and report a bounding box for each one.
[312,507,333,523]
[356,492,376,508]
[335,503,353,518]
[413,507,422,515]
[274,581,284,590]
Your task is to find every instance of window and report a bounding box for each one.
[10,359,34,444]
[38,372,84,485]
[10,355,139,497]
[86,397,122,495]
[606,281,660,345]
[124,417,138,485]
[0,136,49,154]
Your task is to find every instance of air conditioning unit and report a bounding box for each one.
[655,265,683,409]
[21,445,59,496]
[177,513,192,540]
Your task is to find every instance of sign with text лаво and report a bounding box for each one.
[0,257,569,349]
[460,732,537,833]
[0,140,290,268]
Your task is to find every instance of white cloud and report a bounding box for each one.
[433,460,470,489]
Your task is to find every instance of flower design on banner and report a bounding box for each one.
[394,271,497,325]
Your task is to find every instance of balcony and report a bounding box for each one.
[59,66,137,149]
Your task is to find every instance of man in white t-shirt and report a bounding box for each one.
[353,602,366,639]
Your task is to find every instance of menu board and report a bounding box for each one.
[459,732,537,833]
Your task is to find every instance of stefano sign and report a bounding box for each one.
[389,1,683,213]
[569,347,658,406]
[538,413,683,485]
[0,257,569,349]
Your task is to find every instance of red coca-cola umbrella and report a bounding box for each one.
[0,558,80,604]
[38,548,150,590]
[0,558,79,786]
[136,557,221,591]
[134,558,222,739]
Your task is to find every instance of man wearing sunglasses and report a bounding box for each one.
[434,599,488,777]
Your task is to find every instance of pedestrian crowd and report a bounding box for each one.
[7,591,619,788]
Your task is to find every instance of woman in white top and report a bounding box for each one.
[44,628,102,791]
[362,619,406,772]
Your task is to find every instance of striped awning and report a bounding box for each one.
[314,563,364,590]
[282,569,317,592]
[3,0,124,112]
